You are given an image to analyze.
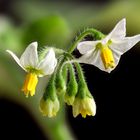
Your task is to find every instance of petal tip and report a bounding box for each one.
[31,41,38,47]
[118,18,126,28]
[6,50,10,53]
[6,50,14,55]
[49,48,54,52]
[122,18,126,23]
[48,48,55,55]
[116,18,126,27]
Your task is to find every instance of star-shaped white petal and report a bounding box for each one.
[77,18,140,73]
[7,42,57,76]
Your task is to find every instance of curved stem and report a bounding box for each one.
[67,28,104,53]
[75,62,85,83]
[64,53,85,83]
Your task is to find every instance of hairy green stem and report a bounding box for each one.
[65,53,85,83]
[68,28,104,53]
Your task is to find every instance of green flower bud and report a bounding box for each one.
[71,63,96,118]
[76,81,92,99]
[43,77,56,101]
[40,96,60,118]
[62,64,68,82]
[64,63,78,105]
[39,74,60,117]
[72,95,96,118]
[74,63,92,99]
[55,69,66,96]
[72,78,96,118]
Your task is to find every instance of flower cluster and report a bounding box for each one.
[7,18,140,118]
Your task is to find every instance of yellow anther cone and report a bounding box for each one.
[22,73,38,97]
[101,47,115,69]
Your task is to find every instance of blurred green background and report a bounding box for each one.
[0,0,140,140]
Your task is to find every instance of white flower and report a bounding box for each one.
[77,18,140,73]
[72,96,96,118]
[6,42,57,76]
[6,42,57,97]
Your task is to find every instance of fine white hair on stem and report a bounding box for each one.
[60,59,80,73]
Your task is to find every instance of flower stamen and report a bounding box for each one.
[22,73,38,97]
[101,46,115,69]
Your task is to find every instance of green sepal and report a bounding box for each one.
[75,63,93,99]
[55,69,66,95]
[76,81,92,99]
[66,63,78,97]
[43,74,56,101]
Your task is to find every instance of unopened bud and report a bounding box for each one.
[55,67,67,95]
[39,96,60,118]
[64,63,78,105]
[39,74,60,117]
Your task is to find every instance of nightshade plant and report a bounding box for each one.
[7,18,140,118]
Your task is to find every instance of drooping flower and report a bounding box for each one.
[72,96,96,118]
[77,18,140,72]
[6,42,57,97]
[39,97,60,118]
[72,78,96,118]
